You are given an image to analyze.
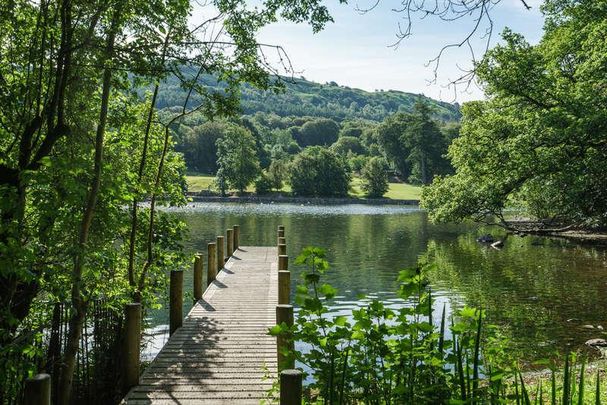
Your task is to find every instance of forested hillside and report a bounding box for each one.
[155,72,461,196]
[155,73,461,122]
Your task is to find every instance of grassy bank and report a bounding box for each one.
[521,358,607,404]
[185,174,422,200]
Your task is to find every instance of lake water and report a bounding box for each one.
[145,203,607,366]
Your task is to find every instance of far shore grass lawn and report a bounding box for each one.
[186,173,422,201]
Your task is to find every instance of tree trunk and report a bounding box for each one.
[127,31,171,293]
[135,61,202,297]
[57,5,121,403]
[420,154,428,185]
[136,125,171,296]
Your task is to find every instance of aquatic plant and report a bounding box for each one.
[270,246,603,404]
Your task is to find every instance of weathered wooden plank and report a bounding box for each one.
[146,358,277,364]
[128,391,270,399]
[126,401,261,405]
[127,396,266,405]
[161,342,274,348]
[139,377,274,384]
[132,384,274,392]
[142,370,277,377]
[140,369,276,378]
[123,246,278,404]
[155,347,276,354]
[153,348,275,356]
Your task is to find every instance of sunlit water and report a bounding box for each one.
[144,203,607,366]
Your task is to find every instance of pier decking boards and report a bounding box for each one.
[124,246,278,404]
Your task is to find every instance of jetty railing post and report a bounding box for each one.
[233,225,240,251]
[278,255,290,305]
[216,235,224,273]
[278,255,288,271]
[277,225,285,246]
[23,373,51,405]
[276,304,294,371]
[226,229,234,256]
[280,369,302,405]
[193,254,203,301]
[123,303,141,392]
[278,243,287,256]
[207,242,217,286]
[169,270,183,335]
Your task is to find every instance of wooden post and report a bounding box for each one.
[23,374,51,405]
[278,255,288,271]
[216,235,224,273]
[278,225,285,238]
[169,270,183,336]
[279,254,289,304]
[207,242,217,286]
[278,270,290,305]
[280,369,302,405]
[278,236,286,246]
[226,229,234,256]
[276,304,294,370]
[278,243,287,256]
[123,303,141,392]
[233,225,240,250]
[193,254,203,301]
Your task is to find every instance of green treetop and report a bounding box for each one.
[216,126,261,194]
[422,0,607,229]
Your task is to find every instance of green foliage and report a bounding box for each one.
[254,173,273,195]
[242,118,271,169]
[272,246,602,404]
[294,118,340,147]
[267,160,288,190]
[361,157,389,198]
[0,90,188,399]
[422,1,607,228]
[156,75,462,123]
[215,126,261,193]
[289,147,350,197]
[176,121,228,174]
[347,153,368,173]
[271,248,502,403]
[170,103,456,186]
[405,102,450,184]
[377,101,452,184]
[0,0,349,399]
[376,111,412,178]
[339,119,376,138]
[330,136,366,156]
[268,128,302,160]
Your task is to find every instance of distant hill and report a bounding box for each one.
[155,74,461,122]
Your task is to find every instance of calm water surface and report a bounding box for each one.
[145,203,607,365]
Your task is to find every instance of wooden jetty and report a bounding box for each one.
[124,247,278,404]
[23,226,303,405]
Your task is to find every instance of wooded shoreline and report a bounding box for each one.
[518,228,607,246]
[186,192,420,206]
[501,219,607,245]
[183,198,607,244]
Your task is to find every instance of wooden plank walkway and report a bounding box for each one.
[124,246,278,404]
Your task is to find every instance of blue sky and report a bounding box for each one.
[255,0,545,102]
